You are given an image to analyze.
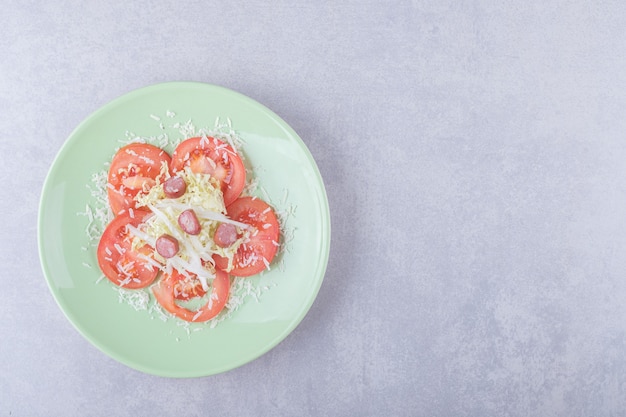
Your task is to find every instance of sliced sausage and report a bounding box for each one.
[214,223,238,248]
[163,176,186,198]
[178,209,201,235]
[156,234,179,258]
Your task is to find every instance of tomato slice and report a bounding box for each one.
[96,210,159,289]
[170,137,245,206]
[169,269,208,300]
[152,268,230,322]
[108,143,171,216]
[214,197,280,277]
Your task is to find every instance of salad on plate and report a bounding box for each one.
[94,126,281,324]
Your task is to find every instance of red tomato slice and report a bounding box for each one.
[108,143,171,216]
[169,269,208,300]
[170,137,245,206]
[96,210,159,289]
[214,197,280,277]
[152,268,230,322]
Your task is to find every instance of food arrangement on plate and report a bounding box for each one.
[91,119,285,325]
[38,82,330,376]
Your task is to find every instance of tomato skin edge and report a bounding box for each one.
[152,268,230,322]
[96,211,159,289]
[214,196,280,277]
[107,143,172,216]
[170,137,246,206]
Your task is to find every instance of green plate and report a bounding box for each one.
[38,82,330,377]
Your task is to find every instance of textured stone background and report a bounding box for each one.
[2,1,626,416]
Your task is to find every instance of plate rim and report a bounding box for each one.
[37,81,331,377]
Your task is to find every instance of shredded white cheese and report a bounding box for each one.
[81,111,292,336]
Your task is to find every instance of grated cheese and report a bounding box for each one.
[116,288,150,311]
[113,243,125,255]
[192,310,203,322]
[262,257,270,271]
[81,111,292,336]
